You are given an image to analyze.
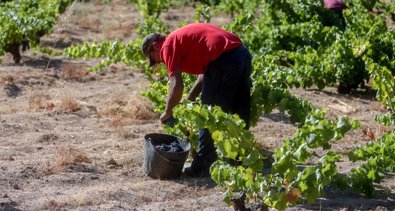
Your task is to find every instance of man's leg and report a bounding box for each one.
[186,128,217,177]
[185,46,251,177]
[231,47,252,129]
[202,46,252,126]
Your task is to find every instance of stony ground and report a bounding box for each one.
[1,1,394,211]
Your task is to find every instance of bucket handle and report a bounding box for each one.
[149,140,187,165]
[154,150,186,165]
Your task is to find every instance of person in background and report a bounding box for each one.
[323,0,347,27]
[324,0,347,12]
[141,23,252,177]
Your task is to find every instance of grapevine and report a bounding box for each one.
[346,131,395,196]
[0,0,74,63]
[64,39,146,71]
[58,0,395,210]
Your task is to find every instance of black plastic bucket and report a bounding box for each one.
[143,133,191,179]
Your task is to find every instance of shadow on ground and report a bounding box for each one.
[22,56,64,70]
[320,87,377,102]
[177,176,218,189]
[297,186,395,210]
[263,112,293,124]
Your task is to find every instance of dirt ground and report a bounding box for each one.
[1,1,394,211]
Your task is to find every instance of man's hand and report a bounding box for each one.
[160,110,173,123]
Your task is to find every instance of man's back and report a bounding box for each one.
[160,23,241,76]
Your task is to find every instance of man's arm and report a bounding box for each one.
[160,68,184,123]
[186,74,204,101]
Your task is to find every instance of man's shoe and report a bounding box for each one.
[183,166,210,178]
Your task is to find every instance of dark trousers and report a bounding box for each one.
[326,8,346,30]
[192,45,252,171]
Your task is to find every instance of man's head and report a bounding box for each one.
[141,33,164,67]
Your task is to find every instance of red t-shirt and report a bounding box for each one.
[160,23,242,76]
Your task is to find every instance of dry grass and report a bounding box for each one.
[28,93,45,111]
[59,92,80,112]
[28,92,52,112]
[42,199,63,210]
[110,117,136,139]
[55,145,91,166]
[78,16,101,32]
[138,193,153,203]
[101,19,122,39]
[100,91,156,122]
[0,107,18,114]
[61,63,89,81]
[66,0,137,40]
[43,146,91,176]
[70,193,93,206]
[119,20,133,38]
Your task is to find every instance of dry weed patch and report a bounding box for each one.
[59,92,80,112]
[44,146,91,175]
[28,92,53,112]
[101,91,156,122]
[110,117,136,139]
[61,63,89,81]
[119,20,133,38]
[0,106,18,114]
[78,16,101,32]
[71,192,93,206]
[44,199,63,210]
[103,91,155,137]
[101,19,121,39]
[55,145,91,166]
